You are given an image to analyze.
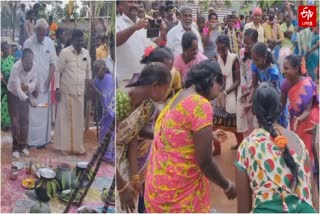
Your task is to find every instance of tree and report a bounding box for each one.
[1,1,19,41]
[80,5,88,17]
[50,1,64,21]
[256,0,283,11]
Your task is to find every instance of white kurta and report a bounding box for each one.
[166,21,204,57]
[54,46,92,154]
[217,51,239,114]
[24,35,56,147]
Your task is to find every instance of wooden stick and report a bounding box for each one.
[76,123,113,206]
[63,120,114,213]
[102,176,115,213]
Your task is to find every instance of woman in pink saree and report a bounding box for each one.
[281,54,319,162]
[144,61,236,213]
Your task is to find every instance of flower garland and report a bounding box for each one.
[144,46,154,57]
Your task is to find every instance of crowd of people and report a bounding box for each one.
[115,0,319,213]
[1,0,319,213]
[1,3,115,164]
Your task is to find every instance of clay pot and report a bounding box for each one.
[75,162,90,187]
[35,168,58,202]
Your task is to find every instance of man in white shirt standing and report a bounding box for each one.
[23,18,56,148]
[54,29,92,155]
[166,5,203,57]
[7,48,38,159]
[243,7,265,43]
[116,1,166,88]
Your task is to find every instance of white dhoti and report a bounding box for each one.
[28,91,52,147]
[54,92,85,154]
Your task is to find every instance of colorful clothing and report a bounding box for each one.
[280,23,295,33]
[49,22,58,40]
[94,73,115,163]
[96,45,109,61]
[297,28,312,57]
[174,53,207,82]
[262,22,284,42]
[252,63,288,128]
[1,55,15,128]
[236,128,315,212]
[145,92,212,213]
[281,77,319,161]
[116,90,156,213]
[306,33,319,81]
[166,67,182,99]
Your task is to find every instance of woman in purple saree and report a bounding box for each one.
[92,60,115,164]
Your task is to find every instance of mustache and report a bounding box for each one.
[129,5,138,12]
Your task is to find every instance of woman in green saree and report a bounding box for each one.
[1,42,15,129]
[115,62,171,213]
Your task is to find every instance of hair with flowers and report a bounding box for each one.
[144,46,155,58]
[253,82,298,188]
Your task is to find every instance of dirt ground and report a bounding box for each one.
[1,129,115,213]
[209,132,238,213]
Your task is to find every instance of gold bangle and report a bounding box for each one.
[117,182,129,193]
[130,174,141,180]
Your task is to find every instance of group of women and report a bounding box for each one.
[114,22,319,212]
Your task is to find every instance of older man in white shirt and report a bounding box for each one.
[243,7,265,43]
[7,48,38,159]
[23,18,56,148]
[116,1,166,88]
[166,5,203,57]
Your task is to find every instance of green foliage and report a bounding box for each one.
[224,0,232,8]
[256,0,283,10]
[75,168,94,181]
[80,5,88,17]
[36,179,60,200]
[61,173,66,190]
[240,1,255,16]
[47,182,52,200]
[198,0,211,14]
